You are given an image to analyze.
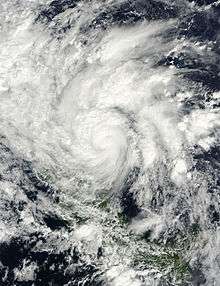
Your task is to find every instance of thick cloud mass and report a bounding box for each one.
[0,0,220,285]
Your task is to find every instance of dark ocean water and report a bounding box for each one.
[0,0,219,285]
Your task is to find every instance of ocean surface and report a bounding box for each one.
[0,0,220,285]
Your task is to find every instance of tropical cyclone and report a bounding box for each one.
[0,0,219,285]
